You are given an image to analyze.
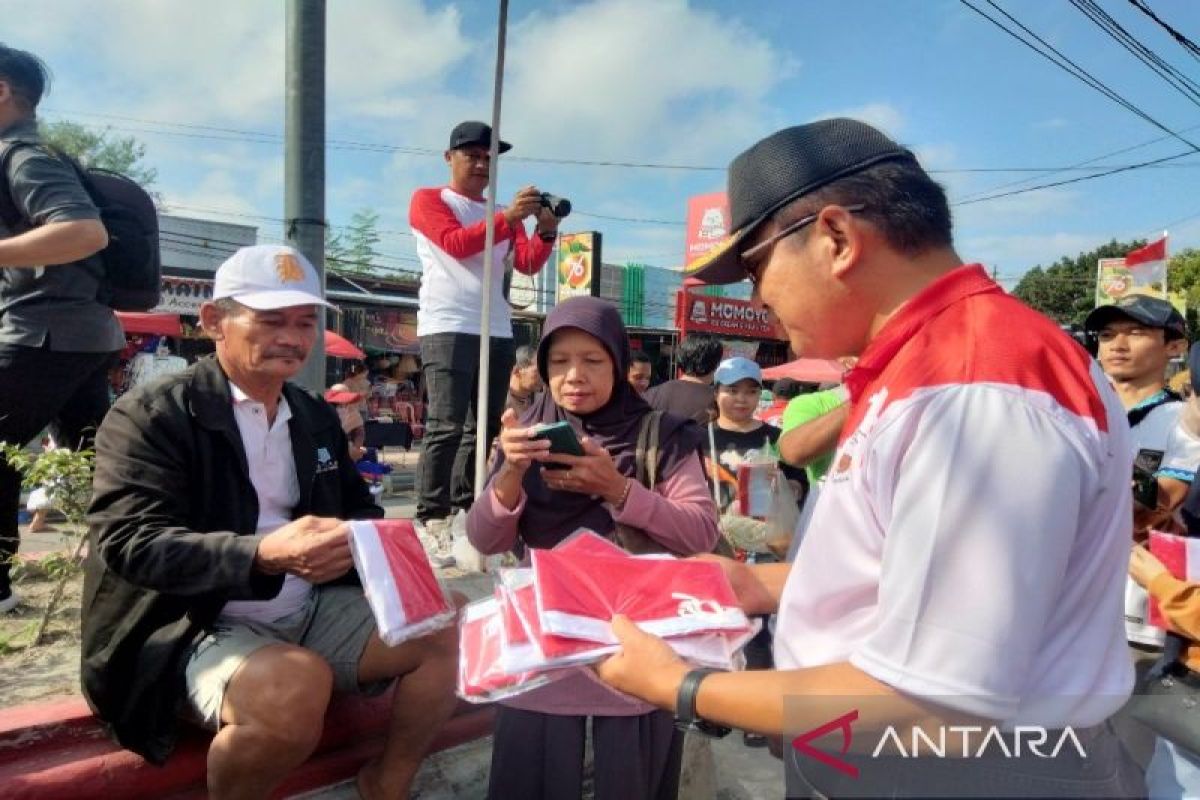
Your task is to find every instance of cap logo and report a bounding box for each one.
[275,253,306,284]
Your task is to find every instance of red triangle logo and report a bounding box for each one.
[791,709,860,778]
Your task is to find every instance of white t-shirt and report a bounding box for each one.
[774,265,1135,727]
[1123,396,1200,647]
[219,384,310,623]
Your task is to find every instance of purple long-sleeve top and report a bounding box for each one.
[466,455,720,716]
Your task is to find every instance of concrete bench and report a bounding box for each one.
[0,692,493,799]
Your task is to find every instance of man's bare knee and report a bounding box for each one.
[222,645,333,752]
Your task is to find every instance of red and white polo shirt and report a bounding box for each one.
[774,265,1134,726]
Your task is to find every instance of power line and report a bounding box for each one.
[1127,0,1200,64]
[953,148,1196,205]
[959,0,1200,153]
[1068,0,1200,109]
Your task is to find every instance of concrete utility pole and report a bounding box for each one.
[285,0,327,392]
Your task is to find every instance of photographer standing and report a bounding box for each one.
[409,121,558,557]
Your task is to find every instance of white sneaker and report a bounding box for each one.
[0,590,21,614]
[417,518,456,568]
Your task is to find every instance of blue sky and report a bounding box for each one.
[9,0,1200,288]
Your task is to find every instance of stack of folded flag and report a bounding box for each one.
[458,531,758,703]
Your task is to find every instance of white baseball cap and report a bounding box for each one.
[213,244,335,311]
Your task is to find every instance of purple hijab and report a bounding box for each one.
[489,296,703,549]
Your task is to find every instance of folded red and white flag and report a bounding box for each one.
[349,520,455,646]
[531,548,748,642]
[1148,530,1200,629]
[457,597,568,703]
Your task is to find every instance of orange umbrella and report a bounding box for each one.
[761,358,844,384]
[324,330,365,360]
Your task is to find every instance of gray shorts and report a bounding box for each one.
[184,585,391,731]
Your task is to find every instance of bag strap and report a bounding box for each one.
[634,410,664,491]
[0,141,30,232]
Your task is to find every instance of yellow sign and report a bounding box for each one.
[556,232,602,302]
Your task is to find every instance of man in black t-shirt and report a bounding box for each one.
[646,333,722,424]
[0,45,119,612]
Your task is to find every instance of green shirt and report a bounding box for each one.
[780,388,846,483]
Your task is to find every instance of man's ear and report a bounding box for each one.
[0,81,11,106]
[1167,337,1188,359]
[820,206,864,280]
[444,149,453,165]
[198,302,224,341]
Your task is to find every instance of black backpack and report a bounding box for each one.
[0,141,161,311]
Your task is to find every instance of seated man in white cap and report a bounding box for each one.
[81,244,458,800]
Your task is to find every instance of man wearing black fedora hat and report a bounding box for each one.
[597,118,1142,797]
[409,121,559,560]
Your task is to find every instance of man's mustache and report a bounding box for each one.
[265,348,307,360]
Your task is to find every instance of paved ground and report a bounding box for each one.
[16,449,786,798]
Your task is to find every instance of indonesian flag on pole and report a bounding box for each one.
[1147,529,1200,628]
[348,520,455,646]
[1126,236,1168,288]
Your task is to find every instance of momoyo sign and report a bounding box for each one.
[678,291,781,339]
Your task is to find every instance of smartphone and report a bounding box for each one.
[1133,448,1165,510]
[532,421,583,470]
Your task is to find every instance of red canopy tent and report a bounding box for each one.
[325,330,365,360]
[115,312,182,337]
[761,358,844,384]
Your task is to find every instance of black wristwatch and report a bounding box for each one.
[538,230,557,242]
[674,667,731,738]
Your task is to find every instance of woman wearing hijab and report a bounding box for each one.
[467,296,719,800]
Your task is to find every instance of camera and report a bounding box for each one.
[539,192,572,218]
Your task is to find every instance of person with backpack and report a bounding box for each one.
[0,44,122,614]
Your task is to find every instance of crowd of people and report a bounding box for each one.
[10,38,1200,800]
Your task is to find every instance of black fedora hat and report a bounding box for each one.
[685,118,917,285]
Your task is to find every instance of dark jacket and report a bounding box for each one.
[80,356,382,764]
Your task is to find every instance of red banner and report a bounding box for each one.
[676,291,783,340]
[685,192,730,266]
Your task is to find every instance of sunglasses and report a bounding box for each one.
[740,204,866,284]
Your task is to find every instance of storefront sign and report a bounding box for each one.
[556,232,603,302]
[153,276,214,315]
[685,192,730,266]
[362,308,419,354]
[676,291,782,340]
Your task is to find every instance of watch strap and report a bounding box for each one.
[674,667,730,737]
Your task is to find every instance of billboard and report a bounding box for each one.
[153,276,214,315]
[556,232,603,302]
[675,290,783,340]
[1095,237,1169,306]
[685,192,730,267]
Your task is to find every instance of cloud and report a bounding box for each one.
[1033,118,1070,130]
[500,0,791,163]
[815,103,906,137]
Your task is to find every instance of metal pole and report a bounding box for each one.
[285,0,327,392]
[474,0,509,497]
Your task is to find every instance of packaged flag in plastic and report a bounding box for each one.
[496,568,618,672]
[531,548,748,642]
[1147,530,1200,629]
[349,519,455,646]
[457,597,565,703]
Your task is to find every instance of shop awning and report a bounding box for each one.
[116,312,183,337]
[325,329,366,360]
[762,358,844,384]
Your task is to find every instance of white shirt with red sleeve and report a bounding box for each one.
[409,186,553,337]
[773,265,1135,727]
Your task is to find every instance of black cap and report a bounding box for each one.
[448,121,511,153]
[1084,293,1187,338]
[685,118,918,285]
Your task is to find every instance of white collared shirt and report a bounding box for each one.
[219,382,311,623]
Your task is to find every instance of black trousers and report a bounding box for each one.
[416,332,514,521]
[0,343,116,594]
[487,706,684,800]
